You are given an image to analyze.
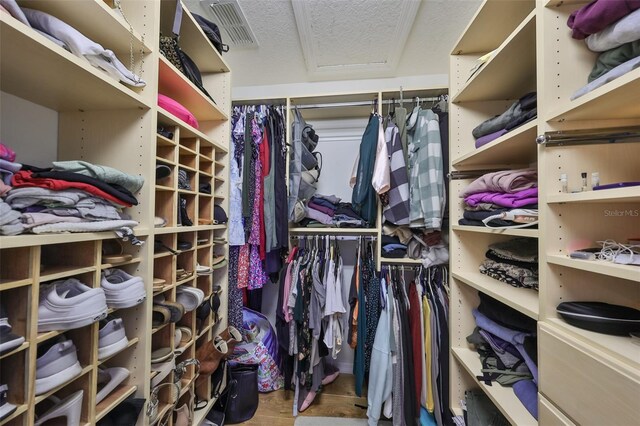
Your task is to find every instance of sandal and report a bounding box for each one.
[153,278,166,291]
[151,347,173,363]
[211,255,227,270]
[102,239,133,264]
[154,240,178,255]
[176,269,194,281]
[152,305,171,328]
[153,296,185,323]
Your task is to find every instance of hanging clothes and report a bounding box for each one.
[366,265,451,426]
[351,114,381,227]
[383,121,411,225]
[407,108,446,230]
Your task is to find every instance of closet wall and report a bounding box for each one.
[449,0,639,425]
[0,1,231,425]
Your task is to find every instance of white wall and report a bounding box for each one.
[0,91,58,166]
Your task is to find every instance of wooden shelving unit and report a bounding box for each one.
[449,0,541,422]
[0,0,231,424]
[451,0,640,424]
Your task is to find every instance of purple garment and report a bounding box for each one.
[465,188,538,208]
[306,207,333,225]
[308,200,335,217]
[309,196,338,210]
[462,169,537,197]
[513,380,539,420]
[473,309,538,384]
[568,0,640,39]
[475,129,507,148]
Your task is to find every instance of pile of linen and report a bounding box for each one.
[472,92,537,148]
[479,238,539,290]
[296,194,366,228]
[1,144,143,235]
[458,169,538,229]
[568,0,640,99]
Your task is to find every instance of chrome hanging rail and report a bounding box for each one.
[537,126,640,146]
[291,97,443,110]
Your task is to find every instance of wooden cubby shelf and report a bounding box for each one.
[0,15,150,112]
[547,255,640,282]
[547,186,640,204]
[452,347,537,426]
[1,1,230,423]
[451,121,537,170]
[452,271,539,320]
[452,10,536,103]
[451,225,539,238]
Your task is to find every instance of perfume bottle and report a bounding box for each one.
[581,172,588,191]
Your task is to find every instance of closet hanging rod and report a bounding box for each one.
[290,235,377,241]
[291,98,442,110]
[448,169,503,180]
[537,126,640,146]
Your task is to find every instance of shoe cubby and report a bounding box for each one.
[33,373,92,426]
[155,161,177,192]
[176,255,195,286]
[0,349,28,424]
[178,167,197,194]
[154,234,176,258]
[99,238,145,270]
[95,382,138,424]
[0,247,34,289]
[156,144,177,165]
[0,286,30,359]
[153,257,174,292]
[39,241,97,283]
[198,197,213,225]
[157,124,178,146]
[199,158,214,179]
[155,191,177,229]
[196,231,211,248]
[177,195,196,228]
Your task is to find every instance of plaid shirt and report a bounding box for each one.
[383,122,411,225]
[408,109,445,230]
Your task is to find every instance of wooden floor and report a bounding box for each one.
[246,374,368,425]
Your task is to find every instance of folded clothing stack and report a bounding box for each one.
[479,237,539,290]
[381,235,407,258]
[3,153,143,234]
[568,0,640,99]
[0,144,23,235]
[472,92,537,148]
[466,293,539,420]
[0,0,145,87]
[297,194,366,228]
[459,169,538,229]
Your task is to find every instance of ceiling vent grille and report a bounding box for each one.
[207,0,258,48]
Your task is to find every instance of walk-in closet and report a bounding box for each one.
[0,0,638,425]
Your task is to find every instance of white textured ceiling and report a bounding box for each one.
[186,0,482,87]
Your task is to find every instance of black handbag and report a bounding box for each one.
[159,0,215,103]
[206,363,259,425]
[193,13,230,55]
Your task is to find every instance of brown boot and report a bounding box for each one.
[195,338,228,376]
[217,326,242,355]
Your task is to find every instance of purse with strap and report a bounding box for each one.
[159,0,215,103]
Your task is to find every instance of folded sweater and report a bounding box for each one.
[52,160,144,193]
[461,169,537,197]
[567,0,640,40]
[586,8,640,52]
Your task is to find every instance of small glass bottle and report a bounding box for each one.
[560,173,568,193]
[591,172,600,189]
[581,172,588,191]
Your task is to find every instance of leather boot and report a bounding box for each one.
[217,326,242,355]
[195,339,228,376]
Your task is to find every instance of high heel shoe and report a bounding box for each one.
[34,390,83,426]
[217,326,242,355]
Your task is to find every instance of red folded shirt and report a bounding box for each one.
[11,170,131,207]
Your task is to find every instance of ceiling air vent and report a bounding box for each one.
[207,0,258,48]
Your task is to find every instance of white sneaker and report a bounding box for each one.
[35,340,82,395]
[98,318,129,361]
[101,269,146,309]
[38,279,108,332]
[176,287,205,312]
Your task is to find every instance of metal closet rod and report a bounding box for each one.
[291,97,443,110]
[290,234,377,241]
[537,126,640,146]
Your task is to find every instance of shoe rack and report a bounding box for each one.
[449,0,639,424]
[0,0,230,425]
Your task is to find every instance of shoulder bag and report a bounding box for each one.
[159,0,215,103]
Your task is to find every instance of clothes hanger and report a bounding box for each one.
[389,98,396,118]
